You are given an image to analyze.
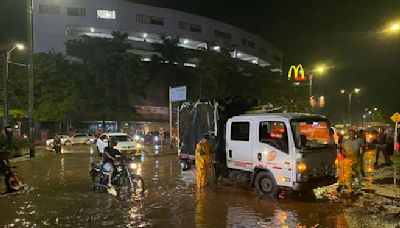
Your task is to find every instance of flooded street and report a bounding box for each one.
[0,146,347,227]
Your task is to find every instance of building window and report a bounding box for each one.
[214,30,232,41]
[231,122,250,141]
[242,38,255,49]
[179,21,202,33]
[97,10,116,19]
[39,5,60,15]
[67,7,86,17]
[136,14,164,26]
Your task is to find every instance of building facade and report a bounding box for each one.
[33,0,283,71]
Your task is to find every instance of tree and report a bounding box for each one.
[66,32,145,120]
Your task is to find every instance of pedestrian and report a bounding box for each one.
[374,128,390,167]
[338,129,365,194]
[386,130,394,165]
[195,134,212,189]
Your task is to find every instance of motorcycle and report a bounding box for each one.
[89,156,145,197]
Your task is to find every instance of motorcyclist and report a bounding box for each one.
[53,133,62,153]
[103,137,121,187]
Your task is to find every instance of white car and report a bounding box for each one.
[63,133,96,146]
[97,133,143,156]
[46,135,70,148]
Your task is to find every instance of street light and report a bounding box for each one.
[341,88,361,126]
[384,22,400,35]
[362,114,367,127]
[391,23,400,32]
[3,43,25,125]
[309,64,328,112]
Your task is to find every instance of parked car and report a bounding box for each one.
[46,135,70,148]
[64,133,96,146]
[97,133,143,156]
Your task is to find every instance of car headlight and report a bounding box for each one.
[134,135,140,141]
[154,136,159,142]
[129,163,137,169]
[136,144,142,148]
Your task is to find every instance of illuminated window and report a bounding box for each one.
[67,8,86,17]
[136,14,164,25]
[179,21,202,33]
[214,30,231,41]
[97,10,116,19]
[39,5,60,15]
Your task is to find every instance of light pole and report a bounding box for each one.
[3,43,25,125]
[362,115,366,127]
[309,65,327,112]
[341,88,360,126]
[27,0,35,157]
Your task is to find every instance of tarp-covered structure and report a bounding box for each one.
[178,96,259,169]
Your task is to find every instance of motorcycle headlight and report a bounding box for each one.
[129,163,137,169]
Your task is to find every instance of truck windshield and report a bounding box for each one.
[291,119,331,148]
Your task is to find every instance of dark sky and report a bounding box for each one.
[2,0,400,123]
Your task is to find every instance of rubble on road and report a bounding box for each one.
[314,154,400,227]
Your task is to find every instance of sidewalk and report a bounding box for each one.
[9,146,52,163]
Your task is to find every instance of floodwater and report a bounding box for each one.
[0,146,348,227]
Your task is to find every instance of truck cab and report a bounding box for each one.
[225,113,337,196]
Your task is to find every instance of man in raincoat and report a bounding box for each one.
[338,129,364,193]
[195,134,213,188]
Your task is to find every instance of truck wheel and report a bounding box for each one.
[254,171,278,197]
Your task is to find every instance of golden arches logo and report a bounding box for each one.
[288,64,305,81]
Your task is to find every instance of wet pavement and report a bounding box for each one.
[0,146,348,227]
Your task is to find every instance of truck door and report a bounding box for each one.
[226,121,253,171]
[255,121,292,187]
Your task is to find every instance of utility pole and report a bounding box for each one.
[348,93,352,126]
[309,73,313,113]
[3,51,9,125]
[27,0,35,157]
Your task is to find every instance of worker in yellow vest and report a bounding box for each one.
[195,134,213,188]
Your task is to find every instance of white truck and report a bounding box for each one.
[179,99,337,197]
[225,113,337,196]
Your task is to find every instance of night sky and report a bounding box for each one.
[2,0,400,124]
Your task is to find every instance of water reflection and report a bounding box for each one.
[0,150,346,227]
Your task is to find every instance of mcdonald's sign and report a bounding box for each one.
[288,64,306,81]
